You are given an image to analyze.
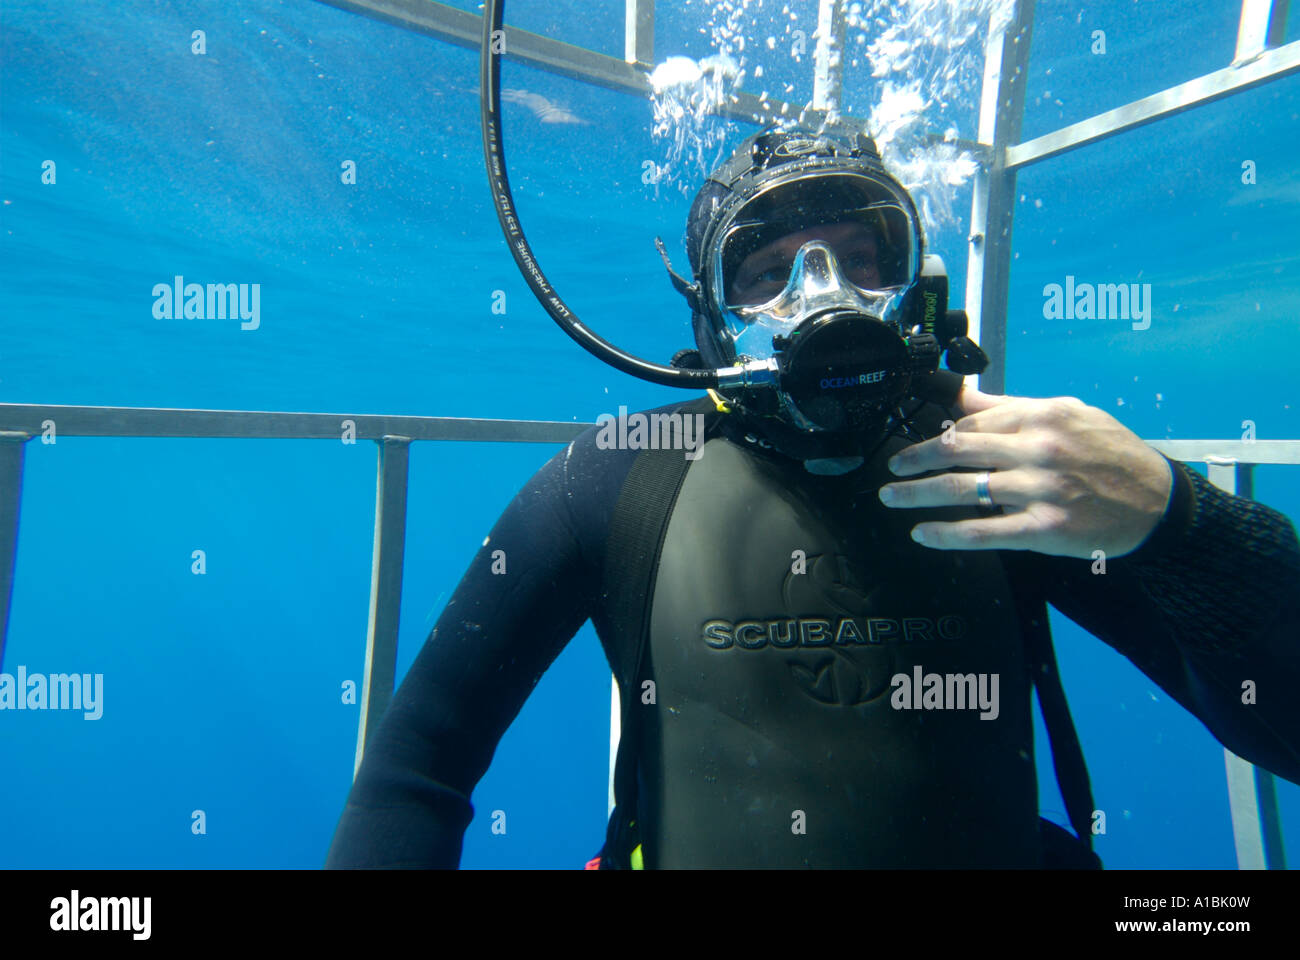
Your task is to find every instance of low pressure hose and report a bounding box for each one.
[479,0,721,389]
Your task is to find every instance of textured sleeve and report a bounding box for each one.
[1003,454,1300,785]
[323,439,601,869]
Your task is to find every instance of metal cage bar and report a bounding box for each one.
[354,436,413,774]
[0,432,31,670]
[0,403,590,778]
[624,0,653,68]
[1007,38,1300,171]
[314,0,829,127]
[812,0,848,113]
[964,0,1035,396]
[0,402,586,443]
[1208,462,1287,870]
[316,0,647,95]
[1235,0,1292,65]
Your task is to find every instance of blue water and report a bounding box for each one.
[1,0,1297,868]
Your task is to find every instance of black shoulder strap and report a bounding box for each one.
[597,398,715,868]
[1019,591,1103,868]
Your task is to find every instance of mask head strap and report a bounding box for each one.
[655,236,702,314]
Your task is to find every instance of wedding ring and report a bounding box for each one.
[975,471,995,509]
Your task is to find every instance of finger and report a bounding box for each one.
[888,432,1022,476]
[953,383,1021,416]
[880,468,1034,509]
[951,394,1089,437]
[910,511,1045,551]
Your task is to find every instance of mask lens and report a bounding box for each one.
[721,204,912,309]
[715,173,917,314]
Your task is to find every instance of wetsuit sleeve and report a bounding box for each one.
[1002,454,1300,785]
[323,440,602,868]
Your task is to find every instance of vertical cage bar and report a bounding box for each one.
[964,0,1034,396]
[1255,762,1288,868]
[353,435,413,777]
[1230,462,1286,868]
[812,0,848,113]
[624,0,654,67]
[1224,749,1269,868]
[1267,0,1291,46]
[608,675,620,818]
[1208,461,1286,868]
[1235,0,1278,64]
[0,432,31,672]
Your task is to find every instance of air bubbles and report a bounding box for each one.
[648,54,743,194]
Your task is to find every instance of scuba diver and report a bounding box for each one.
[324,127,1300,869]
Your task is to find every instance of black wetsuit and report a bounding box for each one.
[324,392,1300,869]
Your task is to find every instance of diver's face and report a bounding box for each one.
[727,221,881,307]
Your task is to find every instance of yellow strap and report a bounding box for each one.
[630,844,644,870]
[706,389,732,414]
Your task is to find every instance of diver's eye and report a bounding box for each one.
[841,251,881,287]
[732,260,792,303]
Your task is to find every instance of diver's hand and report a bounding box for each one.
[877,383,1174,559]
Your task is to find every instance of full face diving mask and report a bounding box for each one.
[704,170,936,434]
